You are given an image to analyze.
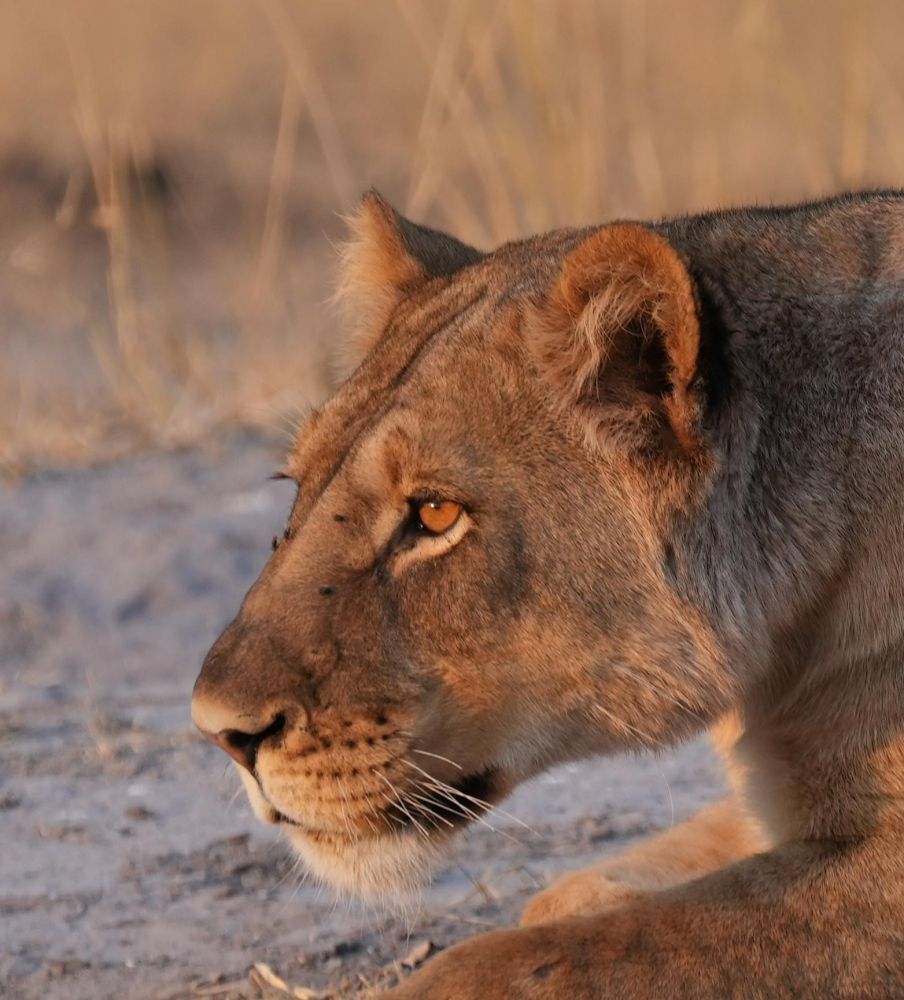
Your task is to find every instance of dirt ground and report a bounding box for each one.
[1,434,725,1000]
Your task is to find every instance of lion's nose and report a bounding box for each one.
[193,616,301,770]
[193,709,286,772]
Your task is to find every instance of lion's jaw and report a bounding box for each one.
[235,762,444,898]
[232,714,519,897]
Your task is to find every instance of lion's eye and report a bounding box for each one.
[417,500,463,535]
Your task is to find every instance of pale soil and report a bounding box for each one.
[1,436,724,999]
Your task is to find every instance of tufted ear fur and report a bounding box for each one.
[526,223,703,458]
[334,190,482,376]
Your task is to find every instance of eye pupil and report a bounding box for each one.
[417,500,462,534]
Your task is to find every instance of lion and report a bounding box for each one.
[192,189,904,998]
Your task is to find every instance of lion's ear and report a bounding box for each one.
[526,223,703,457]
[334,190,482,375]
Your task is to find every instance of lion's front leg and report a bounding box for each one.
[384,841,900,999]
[521,794,766,925]
[382,911,705,1000]
[381,920,602,1000]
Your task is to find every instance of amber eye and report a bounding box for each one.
[417,500,463,535]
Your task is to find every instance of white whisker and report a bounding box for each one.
[403,787,457,829]
[401,762,524,846]
[411,748,464,771]
[336,775,363,844]
[374,769,431,842]
[402,758,538,836]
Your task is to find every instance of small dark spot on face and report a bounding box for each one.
[315,771,324,779]
[365,736,375,746]
[334,513,347,523]
[350,768,359,777]
[380,733,391,741]
[344,739,357,750]
[318,585,335,596]
[303,769,312,778]
[382,760,392,769]
[375,713,388,726]
[341,719,353,728]
[331,771,341,779]
[321,738,332,749]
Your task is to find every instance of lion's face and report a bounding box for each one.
[192,194,732,895]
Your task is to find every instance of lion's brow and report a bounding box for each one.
[288,281,492,514]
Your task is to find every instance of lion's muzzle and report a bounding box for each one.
[192,610,511,894]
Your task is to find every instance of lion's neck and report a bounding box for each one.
[728,643,904,845]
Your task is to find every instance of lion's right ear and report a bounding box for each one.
[334,190,482,376]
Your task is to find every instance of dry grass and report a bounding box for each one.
[2,0,903,474]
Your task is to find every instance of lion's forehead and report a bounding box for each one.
[290,226,581,458]
[281,227,593,537]
[289,295,527,502]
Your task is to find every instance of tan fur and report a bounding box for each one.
[527,223,702,456]
[332,191,427,381]
[193,191,904,997]
[520,793,767,926]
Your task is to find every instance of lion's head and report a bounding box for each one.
[192,193,734,896]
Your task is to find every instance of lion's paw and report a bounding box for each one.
[520,869,642,926]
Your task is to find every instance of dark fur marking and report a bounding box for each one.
[395,211,484,278]
[690,267,735,420]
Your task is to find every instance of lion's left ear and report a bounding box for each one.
[525,223,703,458]
[334,190,482,375]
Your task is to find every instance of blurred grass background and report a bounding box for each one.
[1,0,901,475]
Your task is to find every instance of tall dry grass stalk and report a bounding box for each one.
[0,0,901,474]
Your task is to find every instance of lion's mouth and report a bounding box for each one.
[272,809,302,827]
[253,760,507,851]
[267,767,502,837]
[385,767,502,834]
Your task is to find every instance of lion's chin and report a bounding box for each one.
[283,824,448,898]
[236,761,514,897]
[236,763,452,896]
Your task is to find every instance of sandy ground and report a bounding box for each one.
[1,436,725,1000]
